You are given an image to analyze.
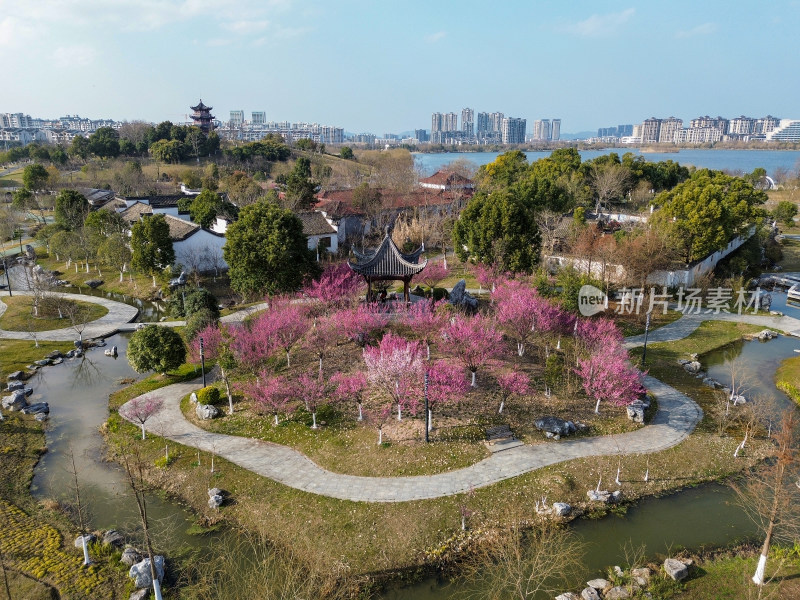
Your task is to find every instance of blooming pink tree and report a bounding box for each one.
[576,345,646,414]
[402,299,448,360]
[303,262,363,309]
[425,360,470,432]
[190,324,238,414]
[495,370,530,414]
[240,373,293,425]
[418,262,449,292]
[473,262,503,295]
[120,394,164,440]
[230,312,280,372]
[363,332,423,421]
[331,371,368,421]
[294,372,335,429]
[576,317,624,351]
[268,300,310,367]
[494,280,538,357]
[337,303,389,347]
[303,313,342,379]
[442,315,503,387]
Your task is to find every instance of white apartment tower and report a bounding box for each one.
[251,111,266,126]
[551,119,561,141]
[461,108,474,136]
[501,117,526,144]
[533,119,551,141]
[658,117,683,143]
[229,110,245,127]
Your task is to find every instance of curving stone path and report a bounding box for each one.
[0,290,139,341]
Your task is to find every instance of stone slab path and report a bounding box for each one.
[124,373,702,503]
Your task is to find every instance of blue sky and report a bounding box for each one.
[1,0,798,134]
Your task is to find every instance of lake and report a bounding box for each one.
[414,148,800,178]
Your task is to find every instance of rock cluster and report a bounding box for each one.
[556,566,655,599]
[448,279,478,311]
[534,416,577,439]
[129,555,165,589]
[625,397,650,423]
[196,404,219,420]
[208,487,227,510]
[586,489,621,504]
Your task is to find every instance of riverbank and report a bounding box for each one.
[775,354,800,404]
[100,318,782,597]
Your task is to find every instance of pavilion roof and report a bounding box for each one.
[191,100,212,111]
[348,232,427,278]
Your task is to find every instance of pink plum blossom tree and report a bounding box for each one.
[268,300,310,367]
[120,394,164,440]
[495,370,530,414]
[294,372,333,429]
[576,345,646,414]
[230,312,279,371]
[402,299,448,360]
[331,371,368,421]
[425,359,470,432]
[337,303,389,347]
[442,315,503,387]
[303,262,363,309]
[190,324,238,414]
[363,332,424,421]
[303,313,342,379]
[418,262,449,293]
[240,373,293,425]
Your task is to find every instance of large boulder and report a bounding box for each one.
[46,350,63,360]
[129,556,165,589]
[552,502,571,517]
[103,529,125,548]
[2,390,27,411]
[581,586,601,600]
[21,402,49,415]
[74,533,96,548]
[6,381,25,392]
[129,589,150,600]
[196,404,219,420]
[663,558,688,581]
[448,279,478,311]
[85,279,104,289]
[120,547,143,566]
[631,567,651,586]
[683,361,702,374]
[626,401,646,423]
[555,594,579,600]
[757,329,778,341]
[605,587,631,600]
[208,487,226,510]
[7,371,26,381]
[586,578,610,590]
[534,416,576,439]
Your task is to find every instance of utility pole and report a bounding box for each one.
[200,336,206,387]
[2,259,10,297]
[641,312,651,367]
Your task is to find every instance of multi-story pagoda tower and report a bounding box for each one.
[190,100,215,133]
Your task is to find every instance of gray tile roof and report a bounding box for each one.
[348,233,427,277]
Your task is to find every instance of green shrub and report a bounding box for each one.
[431,287,449,301]
[185,308,217,340]
[196,386,221,405]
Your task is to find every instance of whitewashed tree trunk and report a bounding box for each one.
[461,515,466,531]
[85,262,89,273]
[556,337,561,350]
[141,423,146,440]
[594,398,601,414]
[152,275,156,287]
[397,404,402,421]
[311,412,318,429]
[378,428,383,445]
[75,263,78,273]
[498,400,504,414]
[274,414,279,425]
[615,466,621,486]
[517,343,524,357]
[426,342,431,361]
[81,535,91,566]
[471,371,476,387]
[644,468,649,482]
[357,403,363,421]
[428,410,432,432]
[753,553,768,585]
[153,577,163,600]
[286,350,291,367]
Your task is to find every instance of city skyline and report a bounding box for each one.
[1,1,798,134]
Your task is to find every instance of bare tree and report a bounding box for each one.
[591,163,631,214]
[66,447,92,566]
[733,410,800,588]
[535,209,564,257]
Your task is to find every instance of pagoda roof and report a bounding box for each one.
[191,100,212,111]
[348,233,427,278]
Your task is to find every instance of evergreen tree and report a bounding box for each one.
[131,214,174,274]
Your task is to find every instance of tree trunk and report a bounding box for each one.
[378,428,383,445]
[357,403,363,421]
[471,371,477,387]
[311,412,317,429]
[141,422,146,440]
[428,410,432,432]
[222,368,233,415]
[81,534,91,566]
[153,577,164,600]
[286,350,291,368]
[594,398,601,414]
[397,404,402,421]
[499,400,504,414]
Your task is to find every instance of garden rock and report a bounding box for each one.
[189,392,198,404]
[757,329,778,341]
[85,279,104,289]
[103,529,125,548]
[626,401,646,423]
[552,502,571,517]
[129,556,165,589]
[51,357,63,365]
[586,578,609,590]
[120,547,143,566]
[74,533,96,548]
[605,587,631,599]
[208,487,226,509]
[683,361,701,374]
[34,359,51,367]
[104,346,118,357]
[631,567,651,585]
[24,244,35,259]
[448,279,478,311]
[46,350,63,360]
[129,590,149,600]
[581,587,601,600]
[7,371,25,381]
[35,412,48,421]
[2,391,27,411]
[535,416,576,439]
[555,594,579,600]
[663,558,688,581]
[196,404,219,420]
[7,381,24,392]
[21,402,49,415]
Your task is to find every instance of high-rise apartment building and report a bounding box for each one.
[476,112,490,136]
[689,116,728,134]
[641,118,661,143]
[617,124,633,137]
[489,112,504,133]
[251,111,266,126]
[551,119,561,141]
[229,110,245,127]
[431,112,444,133]
[1,113,33,128]
[445,112,458,132]
[415,129,429,142]
[755,116,779,135]
[658,117,683,143]
[501,117,526,144]
[532,119,551,141]
[461,108,474,136]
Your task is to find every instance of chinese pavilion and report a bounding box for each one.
[190,100,215,133]
[348,229,427,303]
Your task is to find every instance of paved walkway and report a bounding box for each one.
[0,290,139,341]
[124,376,701,503]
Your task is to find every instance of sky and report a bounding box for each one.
[1,0,799,134]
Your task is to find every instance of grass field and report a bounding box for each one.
[0,295,107,332]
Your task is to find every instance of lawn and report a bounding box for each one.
[0,339,75,380]
[0,295,107,332]
[775,354,800,404]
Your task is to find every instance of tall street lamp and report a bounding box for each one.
[199,336,206,387]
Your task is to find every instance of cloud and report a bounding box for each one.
[676,22,717,38]
[206,38,232,47]
[52,44,97,68]
[0,16,35,48]
[561,8,635,37]
[425,31,447,43]
[223,19,271,35]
